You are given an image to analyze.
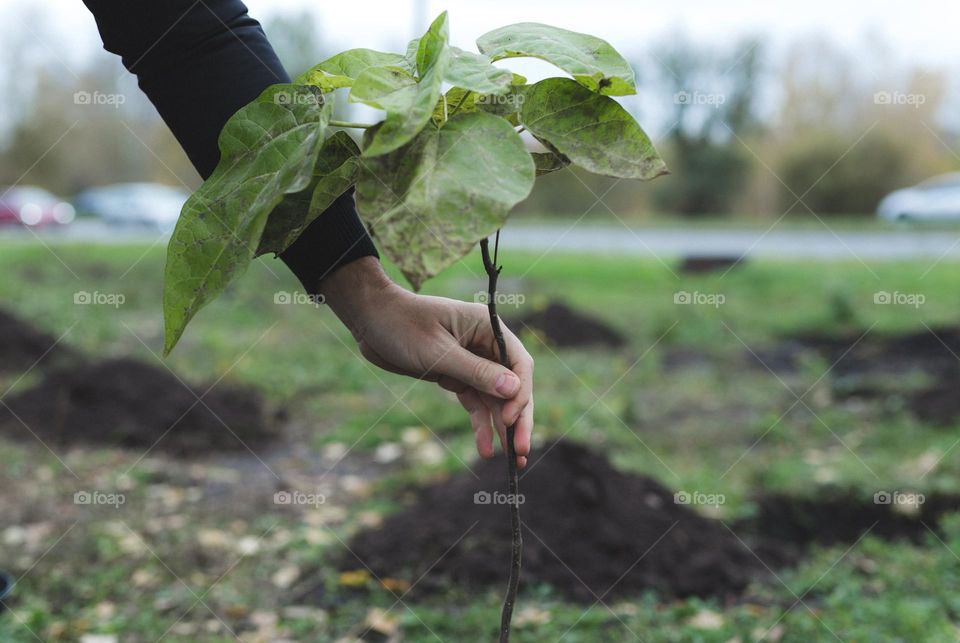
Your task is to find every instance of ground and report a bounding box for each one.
[1,241,959,641]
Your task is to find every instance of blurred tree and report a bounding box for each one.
[263,10,328,79]
[649,35,764,217]
[770,36,955,216]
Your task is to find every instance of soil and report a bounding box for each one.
[756,326,960,426]
[738,491,960,546]
[0,357,276,456]
[0,308,75,373]
[507,301,625,349]
[678,255,744,274]
[329,440,786,602]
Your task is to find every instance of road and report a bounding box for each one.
[3,220,960,261]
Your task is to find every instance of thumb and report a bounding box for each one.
[435,345,520,399]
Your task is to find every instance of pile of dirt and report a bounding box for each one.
[507,301,625,349]
[0,308,74,373]
[758,327,960,426]
[331,441,786,601]
[0,357,274,456]
[737,492,960,546]
[678,255,743,274]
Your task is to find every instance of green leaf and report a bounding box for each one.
[257,131,361,255]
[296,49,411,91]
[431,87,478,126]
[477,22,636,96]
[520,78,667,179]
[356,111,535,289]
[362,12,450,157]
[475,84,526,125]
[162,85,329,355]
[532,152,570,176]
[444,47,513,94]
[350,67,418,110]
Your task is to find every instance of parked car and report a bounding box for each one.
[0,186,75,227]
[73,182,189,231]
[878,173,960,221]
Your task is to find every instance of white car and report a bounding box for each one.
[74,183,189,232]
[878,173,960,221]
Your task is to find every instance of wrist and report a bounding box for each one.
[319,256,396,338]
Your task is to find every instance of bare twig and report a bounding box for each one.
[480,233,522,643]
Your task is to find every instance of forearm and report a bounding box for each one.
[82,0,378,293]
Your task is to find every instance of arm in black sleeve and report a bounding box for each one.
[81,0,378,293]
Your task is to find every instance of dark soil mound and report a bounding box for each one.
[334,441,784,601]
[0,308,74,373]
[768,327,960,378]
[758,326,960,425]
[508,301,625,349]
[0,357,274,456]
[679,255,743,274]
[738,492,960,546]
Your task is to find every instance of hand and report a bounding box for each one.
[320,257,534,468]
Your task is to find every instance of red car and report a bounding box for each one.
[0,186,75,227]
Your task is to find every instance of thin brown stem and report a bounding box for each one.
[481,235,522,643]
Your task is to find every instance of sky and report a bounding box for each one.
[1,0,956,137]
[14,0,960,69]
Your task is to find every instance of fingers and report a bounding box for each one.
[434,343,521,400]
[483,393,509,456]
[457,389,494,459]
[498,324,534,430]
[513,398,533,469]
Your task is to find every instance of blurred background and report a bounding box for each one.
[2,0,959,227]
[2,1,960,642]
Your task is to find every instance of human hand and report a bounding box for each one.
[320,257,534,468]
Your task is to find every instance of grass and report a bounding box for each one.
[0,240,959,641]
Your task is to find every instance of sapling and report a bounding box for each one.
[161,11,665,640]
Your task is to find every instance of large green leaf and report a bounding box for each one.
[362,12,450,157]
[444,47,513,94]
[520,78,667,179]
[477,22,636,96]
[356,111,535,289]
[163,84,329,354]
[296,49,411,92]
[257,131,361,255]
[350,67,418,110]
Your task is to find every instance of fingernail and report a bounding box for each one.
[495,373,519,396]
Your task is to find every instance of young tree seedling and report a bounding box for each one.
[162,11,666,640]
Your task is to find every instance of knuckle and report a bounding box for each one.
[471,359,494,387]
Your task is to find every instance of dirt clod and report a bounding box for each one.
[0,308,74,373]
[0,357,275,456]
[508,301,625,349]
[332,441,782,601]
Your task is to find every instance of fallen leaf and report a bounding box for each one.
[364,607,399,635]
[380,577,411,593]
[339,569,371,587]
[688,609,724,630]
[271,565,301,589]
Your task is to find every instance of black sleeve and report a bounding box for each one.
[81,0,378,294]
